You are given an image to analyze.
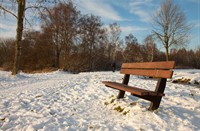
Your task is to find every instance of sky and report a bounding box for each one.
[0,0,200,50]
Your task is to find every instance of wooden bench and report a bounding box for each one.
[102,61,175,111]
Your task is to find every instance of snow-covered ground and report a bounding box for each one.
[0,70,200,131]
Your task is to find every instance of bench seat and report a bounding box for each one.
[102,81,165,96]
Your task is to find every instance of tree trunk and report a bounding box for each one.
[165,46,169,61]
[112,44,116,62]
[55,45,60,68]
[12,0,25,75]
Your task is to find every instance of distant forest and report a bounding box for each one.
[0,2,200,73]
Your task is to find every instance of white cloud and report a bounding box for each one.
[121,26,148,33]
[0,16,17,38]
[128,0,155,23]
[0,30,16,38]
[103,24,148,35]
[77,0,125,21]
[130,0,153,6]
[0,23,16,31]
[189,20,200,29]
[120,25,151,44]
[186,0,200,4]
[102,24,150,43]
[0,15,41,39]
[193,21,200,28]
[129,8,152,23]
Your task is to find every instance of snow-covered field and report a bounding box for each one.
[0,70,200,131]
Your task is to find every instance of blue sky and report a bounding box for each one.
[75,0,200,50]
[0,0,199,50]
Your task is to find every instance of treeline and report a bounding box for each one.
[0,2,200,72]
[170,48,200,69]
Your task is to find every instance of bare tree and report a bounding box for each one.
[40,2,80,69]
[0,0,65,75]
[144,34,156,62]
[109,22,121,63]
[123,34,143,62]
[79,14,103,71]
[152,0,192,61]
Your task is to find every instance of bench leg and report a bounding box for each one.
[117,74,130,99]
[117,90,125,98]
[148,78,166,110]
[131,94,162,110]
[148,97,162,110]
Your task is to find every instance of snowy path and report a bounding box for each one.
[0,70,200,130]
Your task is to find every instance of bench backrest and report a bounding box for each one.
[120,61,175,78]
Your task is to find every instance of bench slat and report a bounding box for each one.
[121,61,175,69]
[120,69,173,78]
[102,81,165,96]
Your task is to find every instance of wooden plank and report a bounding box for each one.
[120,69,174,78]
[121,61,175,69]
[102,81,165,96]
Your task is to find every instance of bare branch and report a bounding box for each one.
[0,5,17,19]
[25,5,47,11]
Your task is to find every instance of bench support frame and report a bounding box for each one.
[118,76,167,110]
[149,78,166,110]
[102,61,175,111]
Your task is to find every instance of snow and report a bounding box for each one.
[0,70,200,131]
